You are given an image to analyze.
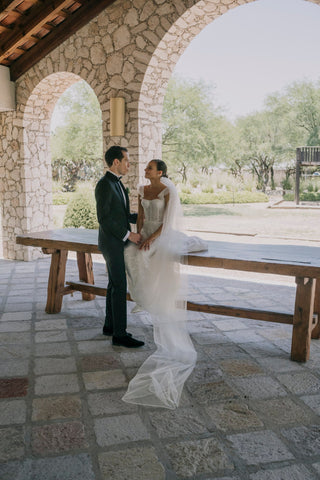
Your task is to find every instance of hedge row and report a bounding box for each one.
[179,190,269,204]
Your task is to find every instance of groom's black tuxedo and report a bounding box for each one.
[95,171,137,336]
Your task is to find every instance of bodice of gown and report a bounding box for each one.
[140,186,168,238]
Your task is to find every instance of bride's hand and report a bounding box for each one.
[139,237,153,250]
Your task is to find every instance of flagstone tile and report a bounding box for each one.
[80,353,121,371]
[0,345,31,360]
[300,394,320,415]
[34,319,67,331]
[0,332,31,344]
[277,372,320,395]
[77,340,112,354]
[35,342,71,356]
[229,376,287,399]
[165,437,234,477]
[99,447,165,480]
[187,380,240,405]
[32,421,87,455]
[252,397,314,425]
[82,370,127,390]
[0,321,31,332]
[0,454,95,480]
[32,395,82,421]
[87,390,137,416]
[0,400,27,425]
[281,425,320,457]
[1,359,29,377]
[35,330,68,343]
[205,401,263,431]
[34,357,76,375]
[94,414,150,446]
[148,408,209,437]
[219,358,264,376]
[228,430,294,465]
[0,426,25,462]
[35,374,79,395]
[249,464,316,480]
[0,378,28,398]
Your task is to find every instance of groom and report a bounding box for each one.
[95,146,144,348]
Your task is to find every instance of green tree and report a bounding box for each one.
[234,79,320,190]
[51,81,103,191]
[265,80,320,147]
[162,77,231,182]
[235,111,283,191]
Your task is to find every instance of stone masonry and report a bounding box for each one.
[0,0,256,260]
[3,0,320,260]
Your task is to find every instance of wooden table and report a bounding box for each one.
[16,228,320,362]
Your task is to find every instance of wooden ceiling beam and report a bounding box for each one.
[10,0,116,80]
[0,0,74,61]
[0,1,24,22]
[0,1,25,15]
[0,23,11,31]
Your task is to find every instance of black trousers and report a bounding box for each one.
[100,239,127,337]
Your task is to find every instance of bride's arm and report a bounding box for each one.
[137,194,144,234]
[139,193,169,250]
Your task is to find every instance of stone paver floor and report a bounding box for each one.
[1,257,320,480]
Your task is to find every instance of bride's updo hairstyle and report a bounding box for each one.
[152,159,168,178]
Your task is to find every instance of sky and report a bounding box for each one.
[173,0,320,121]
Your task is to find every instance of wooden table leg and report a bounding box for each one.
[45,249,68,314]
[76,252,96,301]
[312,278,320,339]
[291,276,315,362]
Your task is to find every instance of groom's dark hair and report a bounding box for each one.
[105,146,128,167]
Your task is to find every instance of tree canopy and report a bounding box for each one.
[51,76,320,192]
[162,77,234,182]
[51,80,103,191]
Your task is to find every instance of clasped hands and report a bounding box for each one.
[128,232,153,250]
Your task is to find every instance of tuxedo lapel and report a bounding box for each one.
[119,180,130,213]
[105,171,126,210]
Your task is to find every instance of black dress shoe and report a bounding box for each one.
[103,327,132,337]
[112,335,144,348]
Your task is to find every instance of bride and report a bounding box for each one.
[122,159,206,409]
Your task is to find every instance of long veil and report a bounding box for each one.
[122,177,197,409]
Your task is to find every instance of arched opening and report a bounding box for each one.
[17,73,80,259]
[9,72,102,260]
[138,0,320,184]
[50,80,103,230]
[138,0,252,181]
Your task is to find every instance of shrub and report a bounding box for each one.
[283,191,320,201]
[181,185,191,194]
[201,186,214,193]
[53,192,73,205]
[281,178,293,191]
[179,190,268,204]
[63,192,98,229]
[283,192,294,201]
[301,192,320,201]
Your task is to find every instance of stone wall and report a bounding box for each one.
[0,0,254,259]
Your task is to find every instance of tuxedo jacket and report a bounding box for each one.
[95,171,137,252]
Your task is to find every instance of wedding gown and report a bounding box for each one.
[122,179,207,409]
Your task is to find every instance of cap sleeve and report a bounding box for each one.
[158,187,169,199]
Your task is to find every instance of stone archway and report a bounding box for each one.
[137,0,255,182]
[2,0,320,260]
[2,72,101,260]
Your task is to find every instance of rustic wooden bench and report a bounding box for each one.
[16,228,320,362]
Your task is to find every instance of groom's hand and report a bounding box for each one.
[128,232,142,245]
